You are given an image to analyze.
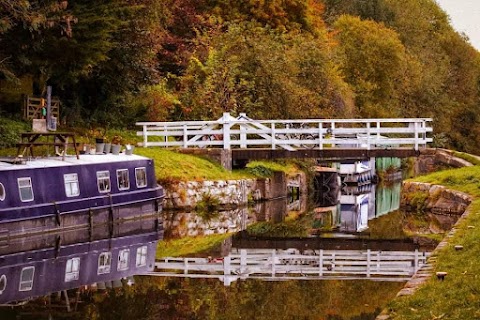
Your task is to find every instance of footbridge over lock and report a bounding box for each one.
[137,113,433,168]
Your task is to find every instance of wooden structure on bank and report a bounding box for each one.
[16,131,80,160]
[23,95,60,120]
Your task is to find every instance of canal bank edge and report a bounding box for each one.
[376,181,472,320]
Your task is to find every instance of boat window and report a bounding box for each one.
[18,177,34,202]
[19,266,35,291]
[65,257,80,282]
[136,245,148,267]
[117,169,130,191]
[98,252,112,274]
[117,249,130,271]
[64,173,80,197]
[0,183,5,201]
[97,171,111,193]
[0,275,6,294]
[135,167,147,188]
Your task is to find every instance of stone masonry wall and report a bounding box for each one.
[402,181,472,215]
[163,171,307,210]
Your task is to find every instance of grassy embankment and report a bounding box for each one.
[386,164,480,319]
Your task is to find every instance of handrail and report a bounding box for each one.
[136,113,433,151]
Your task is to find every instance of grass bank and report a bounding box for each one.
[386,166,480,319]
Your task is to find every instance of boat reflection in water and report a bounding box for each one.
[0,217,161,306]
[312,182,401,235]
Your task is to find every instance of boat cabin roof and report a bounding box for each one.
[0,154,151,171]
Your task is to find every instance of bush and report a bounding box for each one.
[0,119,29,147]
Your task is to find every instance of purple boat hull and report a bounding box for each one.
[0,154,164,239]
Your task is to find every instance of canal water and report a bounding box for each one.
[0,181,459,320]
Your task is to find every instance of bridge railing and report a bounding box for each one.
[149,248,430,285]
[136,113,433,150]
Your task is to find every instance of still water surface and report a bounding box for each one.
[0,182,458,319]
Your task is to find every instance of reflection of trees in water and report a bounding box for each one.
[58,277,402,320]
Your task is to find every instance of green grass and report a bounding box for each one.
[387,166,480,319]
[406,166,480,198]
[135,148,302,183]
[452,151,480,166]
[156,233,231,258]
[135,147,252,182]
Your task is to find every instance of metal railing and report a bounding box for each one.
[137,113,432,151]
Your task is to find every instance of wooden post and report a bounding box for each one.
[414,249,419,272]
[271,123,276,149]
[367,122,371,150]
[367,249,371,277]
[414,122,419,150]
[319,249,324,276]
[222,113,231,149]
[240,249,247,275]
[271,249,276,276]
[183,124,188,148]
[184,259,189,274]
[240,113,247,148]
[143,125,148,147]
[318,123,323,150]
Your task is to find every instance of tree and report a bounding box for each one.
[173,22,353,120]
[333,15,409,117]
[0,0,71,80]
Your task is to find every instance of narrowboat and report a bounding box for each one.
[0,153,164,240]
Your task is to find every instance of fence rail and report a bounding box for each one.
[151,248,430,285]
[23,95,60,120]
[137,113,432,151]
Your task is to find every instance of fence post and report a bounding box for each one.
[319,249,323,276]
[240,249,247,275]
[184,259,189,275]
[183,124,188,148]
[414,121,419,150]
[331,122,336,148]
[143,125,148,147]
[422,120,427,143]
[163,125,167,147]
[414,249,419,272]
[367,249,371,277]
[222,112,231,149]
[367,122,371,150]
[239,113,247,148]
[271,123,276,149]
[318,123,323,150]
[271,250,276,276]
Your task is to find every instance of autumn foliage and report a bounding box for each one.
[1,0,480,152]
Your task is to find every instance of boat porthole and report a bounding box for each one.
[0,183,4,201]
[0,275,6,294]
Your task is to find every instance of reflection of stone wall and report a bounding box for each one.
[164,208,253,238]
[402,182,472,215]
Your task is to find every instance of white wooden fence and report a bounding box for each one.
[136,113,433,151]
[149,248,430,285]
